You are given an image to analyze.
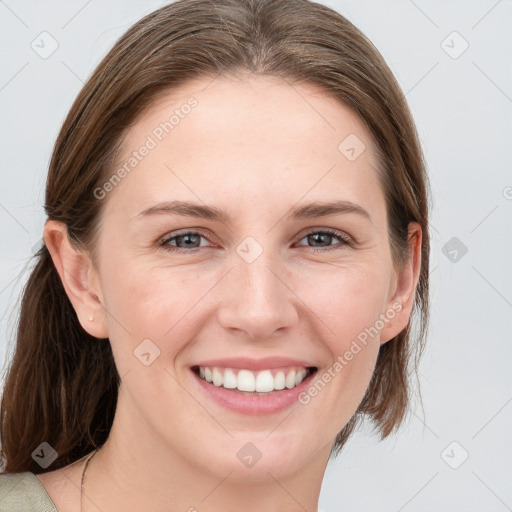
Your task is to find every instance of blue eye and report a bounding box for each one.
[161,231,209,251]
[160,229,352,253]
[297,229,352,251]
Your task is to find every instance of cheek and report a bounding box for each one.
[292,263,387,425]
[97,263,209,417]
[299,342,379,446]
[294,259,390,347]
[100,260,215,360]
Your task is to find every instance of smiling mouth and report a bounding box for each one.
[191,365,318,395]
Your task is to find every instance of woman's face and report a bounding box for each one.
[79,75,417,481]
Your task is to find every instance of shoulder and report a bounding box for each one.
[0,471,58,512]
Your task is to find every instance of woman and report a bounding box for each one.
[0,0,430,510]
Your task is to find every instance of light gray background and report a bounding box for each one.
[1,1,511,510]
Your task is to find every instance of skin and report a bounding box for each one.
[41,73,422,512]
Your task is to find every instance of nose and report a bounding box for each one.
[217,250,299,341]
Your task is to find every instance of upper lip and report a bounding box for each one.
[192,356,317,371]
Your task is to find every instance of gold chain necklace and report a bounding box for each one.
[80,449,98,512]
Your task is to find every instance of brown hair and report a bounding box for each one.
[0,0,430,472]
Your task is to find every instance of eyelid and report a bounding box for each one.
[294,228,354,250]
[159,227,354,252]
[159,228,214,247]
[296,226,352,242]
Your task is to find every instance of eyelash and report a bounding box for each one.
[159,228,353,253]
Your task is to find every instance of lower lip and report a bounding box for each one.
[192,369,316,415]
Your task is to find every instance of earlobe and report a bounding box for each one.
[379,222,422,344]
[43,220,109,339]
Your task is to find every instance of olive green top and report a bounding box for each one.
[0,471,58,511]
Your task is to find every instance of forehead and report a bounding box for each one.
[106,74,385,225]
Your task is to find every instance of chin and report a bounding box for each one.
[193,430,324,483]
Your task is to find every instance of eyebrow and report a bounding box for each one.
[134,199,371,223]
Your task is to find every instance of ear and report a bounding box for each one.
[43,219,109,339]
[379,222,422,344]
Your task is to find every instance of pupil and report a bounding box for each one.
[309,233,331,247]
[180,234,199,247]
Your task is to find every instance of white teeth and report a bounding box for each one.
[196,366,311,393]
[295,369,307,386]
[255,370,274,392]
[237,370,255,392]
[274,371,286,390]
[285,370,296,389]
[223,369,237,389]
[212,367,223,387]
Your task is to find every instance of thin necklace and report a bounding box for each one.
[80,449,98,512]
